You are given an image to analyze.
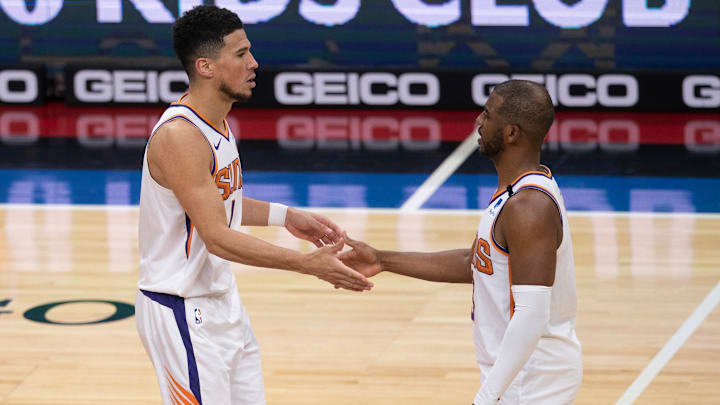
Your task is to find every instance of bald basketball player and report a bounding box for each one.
[340,80,582,404]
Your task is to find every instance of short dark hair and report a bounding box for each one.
[172,5,244,78]
[492,80,555,145]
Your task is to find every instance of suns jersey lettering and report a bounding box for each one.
[471,236,493,275]
[470,166,582,398]
[138,99,242,297]
[215,157,243,200]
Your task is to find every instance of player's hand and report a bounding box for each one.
[337,233,383,278]
[301,239,374,292]
[285,208,343,247]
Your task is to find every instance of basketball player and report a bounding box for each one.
[135,6,373,405]
[339,80,582,404]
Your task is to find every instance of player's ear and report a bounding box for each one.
[504,124,521,144]
[194,57,214,79]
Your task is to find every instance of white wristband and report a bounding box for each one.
[268,203,288,227]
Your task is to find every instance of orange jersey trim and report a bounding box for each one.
[171,96,230,141]
[201,136,219,177]
[514,184,562,226]
[149,113,216,176]
[150,114,195,139]
[488,165,553,203]
[508,257,515,319]
[490,231,510,257]
[185,216,194,259]
[489,197,510,256]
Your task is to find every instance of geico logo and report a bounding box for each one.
[0,111,39,144]
[543,118,640,153]
[73,70,189,103]
[682,75,720,108]
[0,70,38,103]
[74,114,239,148]
[274,72,440,106]
[684,120,720,154]
[472,74,639,108]
[76,114,157,148]
[276,115,440,151]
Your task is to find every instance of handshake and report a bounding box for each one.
[282,207,385,292]
[284,207,469,292]
[300,232,381,293]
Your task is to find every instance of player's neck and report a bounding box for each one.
[493,151,541,190]
[181,91,232,130]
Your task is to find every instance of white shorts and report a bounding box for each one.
[492,367,582,405]
[135,288,265,405]
[476,337,582,405]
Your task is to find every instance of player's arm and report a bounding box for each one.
[241,196,344,247]
[147,122,372,292]
[473,189,561,405]
[339,234,473,283]
[239,197,271,226]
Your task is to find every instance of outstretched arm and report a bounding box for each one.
[473,190,561,404]
[147,121,372,292]
[339,234,473,284]
[242,197,343,247]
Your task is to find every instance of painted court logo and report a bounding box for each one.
[194,308,202,325]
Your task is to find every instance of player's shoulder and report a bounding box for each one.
[147,117,210,169]
[152,116,205,147]
[503,187,560,227]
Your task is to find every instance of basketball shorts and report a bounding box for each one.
[475,368,581,405]
[135,288,265,405]
[475,335,582,405]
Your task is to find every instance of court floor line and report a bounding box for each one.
[399,131,478,212]
[615,281,720,405]
[3,204,720,219]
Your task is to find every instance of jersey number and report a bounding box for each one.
[472,237,493,275]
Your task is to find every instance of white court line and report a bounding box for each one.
[615,281,720,405]
[0,203,138,211]
[400,131,478,212]
[3,203,720,219]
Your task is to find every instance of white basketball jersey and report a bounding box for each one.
[471,166,581,394]
[138,98,243,297]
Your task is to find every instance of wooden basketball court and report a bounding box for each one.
[1,206,718,404]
